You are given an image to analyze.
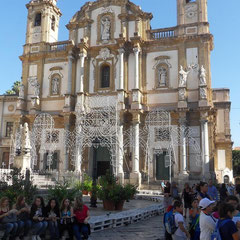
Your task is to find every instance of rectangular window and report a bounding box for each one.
[5,122,13,137]
[155,127,170,142]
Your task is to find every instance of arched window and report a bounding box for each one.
[51,16,56,31]
[100,65,110,88]
[34,13,42,27]
[186,0,196,3]
[224,175,230,184]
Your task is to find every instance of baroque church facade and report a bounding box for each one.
[0,0,233,185]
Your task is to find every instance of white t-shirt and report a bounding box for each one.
[173,212,187,238]
[199,211,216,240]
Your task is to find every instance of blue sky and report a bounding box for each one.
[0,0,239,146]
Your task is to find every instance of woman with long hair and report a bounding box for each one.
[30,196,48,240]
[73,196,90,240]
[59,198,74,240]
[45,198,60,240]
[13,195,31,239]
[197,182,211,201]
[0,197,18,240]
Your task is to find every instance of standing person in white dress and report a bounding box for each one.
[199,198,216,240]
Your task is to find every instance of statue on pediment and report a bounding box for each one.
[179,66,190,87]
[199,65,207,86]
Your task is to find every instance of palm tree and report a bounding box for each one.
[5,81,21,95]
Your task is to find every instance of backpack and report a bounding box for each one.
[211,219,231,240]
[163,209,178,235]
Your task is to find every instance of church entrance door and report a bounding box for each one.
[95,146,111,178]
[156,152,169,180]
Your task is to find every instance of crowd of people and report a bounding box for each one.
[163,179,240,240]
[0,195,90,240]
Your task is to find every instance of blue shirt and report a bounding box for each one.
[207,185,218,200]
[219,218,238,240]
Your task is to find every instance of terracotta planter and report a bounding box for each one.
[115,200,125,211]
[82,190,88,195]
[103,200,115,211]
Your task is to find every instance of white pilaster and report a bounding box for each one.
[180,123,187,174]
[67,54,74,94]
[133,47,140,89]
[118,124,124,183]
[118,48,125,90]
[132,122,140,173]
[76,53,86,93]
[201,119,210,178]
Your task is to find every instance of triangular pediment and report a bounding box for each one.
[68,0,152,27]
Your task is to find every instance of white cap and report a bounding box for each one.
[199,198,215,210]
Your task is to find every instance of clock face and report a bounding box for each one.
[187,11,195,18]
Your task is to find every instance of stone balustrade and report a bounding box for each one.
[149,27,177,40]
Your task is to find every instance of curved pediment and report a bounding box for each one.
[67,0,152,29]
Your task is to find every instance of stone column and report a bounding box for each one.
[133,47,140,89]
[200,117,210,178]
[130,113,141,185]
[118,48,125,90]
[118,123,124,184]
[64,116,70,171]
[179,117,187,175]
[74,125,82,176]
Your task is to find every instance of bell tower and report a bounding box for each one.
[177,0,208,27]
[25,0,62,44]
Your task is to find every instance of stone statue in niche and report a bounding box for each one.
[158,67,167,87]
[19,84,25,98]
[52,76,60,95]
[200,87,207,99]
[199,65,207,86]
[179,66,190,87]
[101,16,111,40]
[179,88,186,101]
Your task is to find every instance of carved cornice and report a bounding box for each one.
[26,0,62,17]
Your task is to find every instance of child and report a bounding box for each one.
[189,198,200,240]
[217,202,238,240]
[73,196,90,240]
[172,200,190,240]
[30,196,48,240]
[45,198,60,240]
[59,198,74,240]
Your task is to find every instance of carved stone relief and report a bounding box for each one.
[179,88,186,101]
[200,87,207,99]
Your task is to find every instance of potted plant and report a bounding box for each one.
[97,171,138,211]
[81,174,92,195]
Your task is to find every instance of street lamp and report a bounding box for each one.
[90,138,100,208]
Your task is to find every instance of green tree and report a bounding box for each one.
[5,81,21,95]
[233,150,240,177]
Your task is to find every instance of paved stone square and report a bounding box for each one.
[90,214,165,240]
